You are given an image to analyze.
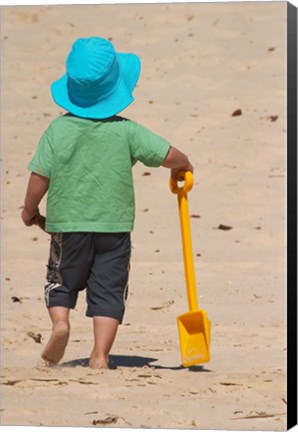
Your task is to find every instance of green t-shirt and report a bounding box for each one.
[28,114,171,233]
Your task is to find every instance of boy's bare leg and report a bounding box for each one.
[89,316,119,369]
[41,306,70,365]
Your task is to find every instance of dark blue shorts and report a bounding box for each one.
[44,232,131,323]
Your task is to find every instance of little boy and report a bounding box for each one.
[22,37,193,369]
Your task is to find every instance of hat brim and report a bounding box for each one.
[51,53,141,119]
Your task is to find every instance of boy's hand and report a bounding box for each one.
[32,214,46,232]
[162,147,194,181]
[22,208,47,232]
[171,162,194,181]
[21,207,40,227]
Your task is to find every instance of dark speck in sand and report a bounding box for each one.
[232,109,242,117]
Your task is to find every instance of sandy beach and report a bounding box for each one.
[1,2,288,430]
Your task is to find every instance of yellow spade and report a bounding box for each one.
[170,171,211,367]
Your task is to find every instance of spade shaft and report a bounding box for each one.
[170,171,198,311]
[177,185,199,312]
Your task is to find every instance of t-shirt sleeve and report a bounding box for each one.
[128,121,171,167]
[27,125,54,178]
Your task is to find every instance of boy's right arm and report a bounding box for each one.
[22,172,49,227]
[162,146,194,180]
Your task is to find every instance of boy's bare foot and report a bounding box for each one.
[41,321,70,365]
[89,353,109,369]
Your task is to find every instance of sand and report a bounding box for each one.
[1,2,288,430]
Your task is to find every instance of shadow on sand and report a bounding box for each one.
[61,354,211,372]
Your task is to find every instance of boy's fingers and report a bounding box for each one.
[32,215,46,231]
[171,168,193,181]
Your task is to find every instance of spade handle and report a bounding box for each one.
[169,171,199,312]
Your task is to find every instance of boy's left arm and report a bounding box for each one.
[22,172,49,227]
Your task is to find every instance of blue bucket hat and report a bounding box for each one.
[51,37,141,119]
